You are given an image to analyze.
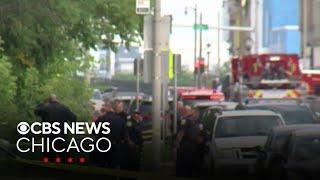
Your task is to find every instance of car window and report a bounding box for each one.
[215,116,280,138]
[279,106,315,124]
[246,105,315,124]
[129,101,152,114]
[264,132,273,150]
[202,110,220,137]
[271,132,291,153]
[292,136,320,161]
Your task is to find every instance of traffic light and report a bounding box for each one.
[173,54,181,73]
[194,58,205,74]
[199,58,205,73]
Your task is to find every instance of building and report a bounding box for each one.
[115,45,141,73]
[225,0,262,56]
[301,0,320,69]
[90,45,141,80]
[262,0,300,54]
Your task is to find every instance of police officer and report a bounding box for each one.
[34,94,77,162]
[174,107,205,177]
[123,111,144,171]
[93,100,126,168]
[114,100,128,122]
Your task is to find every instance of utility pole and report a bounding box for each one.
[173,54,178,135]
[136,58,140,111]
[152,0,162,171]
[254,0,259,53]
[217,11,221,77]
[198,13,203,88]
[194,5,198,87]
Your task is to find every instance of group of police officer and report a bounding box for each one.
[34,94,144,171]
[34,94,207,177]
[91,99,144,171]
[173,102,207,177]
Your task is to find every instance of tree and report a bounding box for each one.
[0,0,142,75]
[0,0,143,123]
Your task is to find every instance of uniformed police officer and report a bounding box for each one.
[174,107,205,177]
[114,100,128,122]
[34,94,77,163]
[93,101,126,168]
[123,111,144,171]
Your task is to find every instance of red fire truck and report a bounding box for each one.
[231,54,306,100]
[301,69,320,95]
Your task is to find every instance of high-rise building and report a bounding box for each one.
[301,0,320,69]
[262,0,300,54]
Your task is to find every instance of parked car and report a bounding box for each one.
[255,124,320,180]
[267,127,320,180]
[200,102,238,137]
[204,110,285,176]
[245,103,317,124]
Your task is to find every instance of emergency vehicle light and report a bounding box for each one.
[270,56,280,61]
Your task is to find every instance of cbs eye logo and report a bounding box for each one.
[17,122,30,135]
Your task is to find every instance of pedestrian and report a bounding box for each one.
[34,94,77,162]
[123,111,144,171]
[174,107,205,177]
[92,100,126,168]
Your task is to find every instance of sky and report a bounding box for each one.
[162,0,231,71]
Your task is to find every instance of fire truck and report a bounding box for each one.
[230,54,307,101]
[301,69,320,95]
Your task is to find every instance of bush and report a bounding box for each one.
[16,68,41,121]
[0,57,18,122]
[39,75,92,122]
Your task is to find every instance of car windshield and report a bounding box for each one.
[215,116,280,137]
[129,101,152,115]
[292,136,320,161]
[246,105,315,124]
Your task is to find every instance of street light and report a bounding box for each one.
[185,5,198,87]
[206,43,211,74]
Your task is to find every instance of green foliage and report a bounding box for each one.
[16,68,40,119]
[169,68,195,86]
[0,56,17,122]
[0,1,142,130]
[39,75,92,122]
[0,0,142,72]
[113,72,137,81]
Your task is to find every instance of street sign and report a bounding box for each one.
[193,24,209,30]
[136,0,150,15]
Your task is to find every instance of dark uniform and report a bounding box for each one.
[123,116,143,171]
[34,101,77,162]
[175,116,205,177]
[94,111,126,168]
[116,111,128,122]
